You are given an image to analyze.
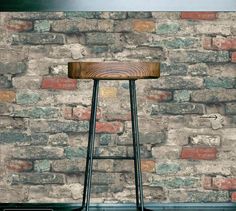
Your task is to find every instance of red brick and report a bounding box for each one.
[203,176,213,190]
[212,38,236,50]
[6,160,33,172]
[0,90,16,102]
[203,37,214,50]
[104,113,131,121]
[180,147,217,160]
[73,107,102,121]
[6,20,33,32]
[63,107,73,119]
[141,160,155,172]
[96,122,124,134]
[180,12,217,20]
[132,20,156,32]
[213,178,236,190]
[232,192,236,202]
[41,77,77,90]
[231,52,236,62]
[146,91,172,102]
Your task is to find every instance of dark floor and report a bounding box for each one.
[1,203,236,211]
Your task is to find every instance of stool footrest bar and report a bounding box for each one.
[92,156,134,160]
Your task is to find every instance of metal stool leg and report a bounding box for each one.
[73,79,99,211]
[129,80,153,211]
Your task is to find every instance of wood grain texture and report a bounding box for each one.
[68,62,160,80]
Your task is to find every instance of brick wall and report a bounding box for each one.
[0,12,236,203]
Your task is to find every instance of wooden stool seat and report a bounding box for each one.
[68,62,160,80]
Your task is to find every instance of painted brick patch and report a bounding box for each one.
[41,77,77,90]
[180,147,217,160]
[180,12,217,20]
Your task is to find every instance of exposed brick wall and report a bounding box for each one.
[0,11,236,203]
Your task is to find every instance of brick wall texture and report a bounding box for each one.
[0,12,236,203]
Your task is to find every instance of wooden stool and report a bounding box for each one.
[68,62,160,211]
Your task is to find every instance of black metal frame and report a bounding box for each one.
[74,79,151,211]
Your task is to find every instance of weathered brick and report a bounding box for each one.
[6,160,33,172]
[225,103,236,114]
[0,62,27,74]
[146,90,172,102]
[152,146,181,160]
[151,76,203,90]
[156,22,180,34]
[31,133,49,145]
[174,90,191,102]
[188,63,208,76]
[30,120,89,133]
[191,89,236,103]
[212,177,236,190]
[128,12,152,18]
[180,12,217,20]
[169,190,229,202]
[96,122,124,134]
[65,11,100,19]
[71,107,102,121]
[86,33,122,45]
[141,160,155,172]
[0,186,28,202]
[132,20,155,32]
[12,33,65,45]
[100,12,127,20]
[11,12,64,20]
[100,87,117,98]
[204,77,235,89]
[16,91,40,105]
[151,103,204,115]
[212,37,236,50]
[161,63,188,76]
[13,107,59,119]
[0,75,12,88]
[197,163,231,176]
[189,135,221,146]
[52,19,98,33]
[232,52,236,62]
[104,113,131,121]
[169,50,230,63]
[0,90,15,102]
[41,76,77,90]
[64,147,86,159]
[152,176,199,189]
[12,146,64,160]
[52,159,85,173]
[232,192,236,202]
[34,160,51,172]
[156,163,181,175]
[0,116,25,129]
[0,47,28,62]
[48,133,69,146]
[97,20,114,32]
[12,76,41,89]
[6,20,33,32]
[34,20,51,32]
[195,23,231,36]
[151,37,199,49]
[0,132,30,144]
[180,147,217,160]
[11,173,65,185]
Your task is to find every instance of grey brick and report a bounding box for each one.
[12,33,65,45]
[169,50,230,63]
[191,89,236,103]
[12,146,64,160]
[11,173,65,185]
[30,120,89,133]
[151,103,204,115]
[0,132,30,144]
[0,75,12,88]
[151,76,203,90]
[0,62,27,75]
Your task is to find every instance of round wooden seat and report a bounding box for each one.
[68,62,160,80]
